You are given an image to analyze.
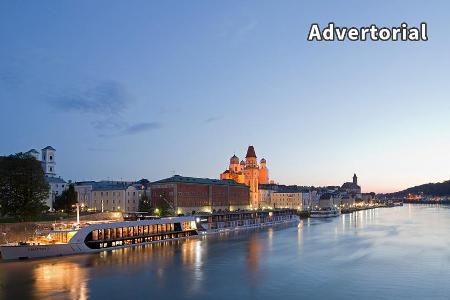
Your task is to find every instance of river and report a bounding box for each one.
[1,204,450,300]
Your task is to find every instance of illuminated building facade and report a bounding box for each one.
[150,175,250,214]
[91,183,145,212]
[220,146,269,208]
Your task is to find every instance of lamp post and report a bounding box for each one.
[76,203,80,225]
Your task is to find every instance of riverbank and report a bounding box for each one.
[403,199,450,205]
[295,203,399,218]
[340,203,396,214]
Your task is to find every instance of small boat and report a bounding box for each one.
[310,206,341,218]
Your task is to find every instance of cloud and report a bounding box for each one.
[219,18,258,45]
[49,80,162,137]
[91,118,127,131]
[204,116,223,123]
[124,122,162,135]
[98,121,163,138]
[50,81,131,116]
[235,20,258,40]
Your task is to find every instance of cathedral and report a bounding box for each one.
[220,146,269,208]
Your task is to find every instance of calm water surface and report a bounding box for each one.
[1,204,450,300]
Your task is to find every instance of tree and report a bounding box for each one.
[154,192,174,216]
[138,192,152,212]
[0,153,49,221]
[54,184,78,215]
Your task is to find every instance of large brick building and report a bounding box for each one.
[150,175,250,214]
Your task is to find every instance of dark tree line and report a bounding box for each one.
[0,153,49,221]
[398,180,450,196]
[54,184,78,215]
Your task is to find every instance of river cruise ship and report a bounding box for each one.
[196,209,299,233]
[0,209,298,260]
[0,217,197,260]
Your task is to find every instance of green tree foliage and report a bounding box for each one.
[153,192,173,216]
[138,192,152,212]
[0,153,49,221]
[54,184,78,215]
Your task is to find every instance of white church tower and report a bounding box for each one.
[41,146,56,177]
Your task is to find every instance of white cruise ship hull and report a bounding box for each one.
[202,215,299,234]
[0,243,88,260]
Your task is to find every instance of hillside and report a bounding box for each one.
[396,180,450,196]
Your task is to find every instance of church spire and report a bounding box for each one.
[245,146,256,158]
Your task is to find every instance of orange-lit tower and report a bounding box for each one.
[243,146,259,208]
[258,158,269,184]
[220,154,245,183]
[219,145,270,208]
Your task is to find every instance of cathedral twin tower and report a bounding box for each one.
[220,146,269,208]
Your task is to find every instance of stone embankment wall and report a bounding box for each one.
[0,212,123,244]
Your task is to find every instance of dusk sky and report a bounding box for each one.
[1,1,449,193]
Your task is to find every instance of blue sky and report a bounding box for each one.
[1,1,449,192]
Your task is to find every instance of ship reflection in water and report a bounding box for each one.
[2,204,450,300]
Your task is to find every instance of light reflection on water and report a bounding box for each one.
[1,204,450,300]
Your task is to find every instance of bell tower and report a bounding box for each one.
[353,173,357,185]
[243,146,259,208]
[259,158,269,184]
[42,146,56,176]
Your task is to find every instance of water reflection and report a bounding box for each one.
[246,235,262,287]
[1,205,450,300]
[181,239,204,294]
[34,261,88,300]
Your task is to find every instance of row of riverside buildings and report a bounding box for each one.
[23,145,375,214]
